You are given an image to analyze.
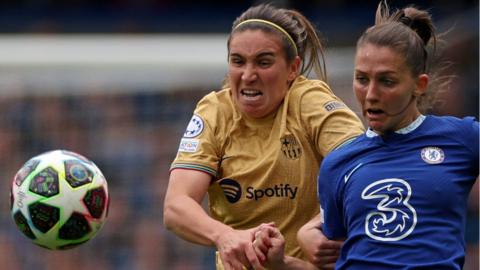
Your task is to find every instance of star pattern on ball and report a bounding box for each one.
[43,177,91,219]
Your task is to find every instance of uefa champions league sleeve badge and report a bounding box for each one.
[183,114,204,138]
[178,114,204,153]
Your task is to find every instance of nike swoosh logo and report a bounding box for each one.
[344,163,363,183]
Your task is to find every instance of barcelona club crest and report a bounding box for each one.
[280,135,302,160]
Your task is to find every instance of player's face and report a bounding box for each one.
[353,43,428,135]
[228,29,299,118]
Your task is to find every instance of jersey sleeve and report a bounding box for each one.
[318,153,347,239]
[300,80,364,157]
[170,92,222,177]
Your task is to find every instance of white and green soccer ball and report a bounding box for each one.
[10,150,109,250]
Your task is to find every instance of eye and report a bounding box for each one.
[229,56,244,66]
[355,75,368,85]
[380,77,397,87]
[257,59,273,68]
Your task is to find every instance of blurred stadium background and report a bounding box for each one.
[0,0,477,269]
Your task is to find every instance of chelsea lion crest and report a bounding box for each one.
[421,147,445,164]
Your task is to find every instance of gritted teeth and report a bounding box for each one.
[241,89,262,97]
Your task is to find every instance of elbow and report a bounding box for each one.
[163,201,176,231]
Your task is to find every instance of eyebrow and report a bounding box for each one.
[354,69,397,76]
[257,52,275,58]
[229,51,276,59]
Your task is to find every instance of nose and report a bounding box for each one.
[241,64,258,83]
[365,81,380,102]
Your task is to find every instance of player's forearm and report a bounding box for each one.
[276,256,319,270]
[297,213,322,245]
[163,194,231,246]
[303,213,322,229]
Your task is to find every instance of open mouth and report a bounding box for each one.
[367,108,384,115]
[241,89,262,97]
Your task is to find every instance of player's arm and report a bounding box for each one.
[304,154,347,269]
[163,168,221,245]
[163,168,264,269]
[297,214,343,269]
[250,225,318,270]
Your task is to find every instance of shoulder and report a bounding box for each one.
[195,89,235,124]
[289,76,335,103]
[289,76,359,115]
[197,89,231,110]
[427,114,478,126]
[321,135,366,172]
[423,115,479,156]
[425,115,479,136]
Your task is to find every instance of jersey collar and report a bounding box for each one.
[366,115,426,138]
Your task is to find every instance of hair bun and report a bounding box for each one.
[401,7,433,46]
[399,14,413,27]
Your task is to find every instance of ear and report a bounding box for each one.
[414,74,429,96]
[287,56,301,82]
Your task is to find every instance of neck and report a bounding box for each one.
[370,113,424,136]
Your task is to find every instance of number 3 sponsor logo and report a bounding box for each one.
[361,178,417,241]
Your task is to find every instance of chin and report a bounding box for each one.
[242,108,263,118]
[368,121,386,133]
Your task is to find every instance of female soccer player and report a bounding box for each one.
[313,2,479,269]
[163,3,364,270]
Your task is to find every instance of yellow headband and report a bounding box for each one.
[234,19,298,56]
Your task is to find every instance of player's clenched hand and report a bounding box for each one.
[297,222,342,270]
[216,225,269,270]
[249,223,287,269]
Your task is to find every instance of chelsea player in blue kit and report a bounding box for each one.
[316,2,479,270]
[249,1,478,269]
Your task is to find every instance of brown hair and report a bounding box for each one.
[357,1,450,113]
[228,4,327,82]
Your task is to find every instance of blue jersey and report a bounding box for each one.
[318,115,479,270]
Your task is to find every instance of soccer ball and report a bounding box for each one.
[10,150,109,250]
